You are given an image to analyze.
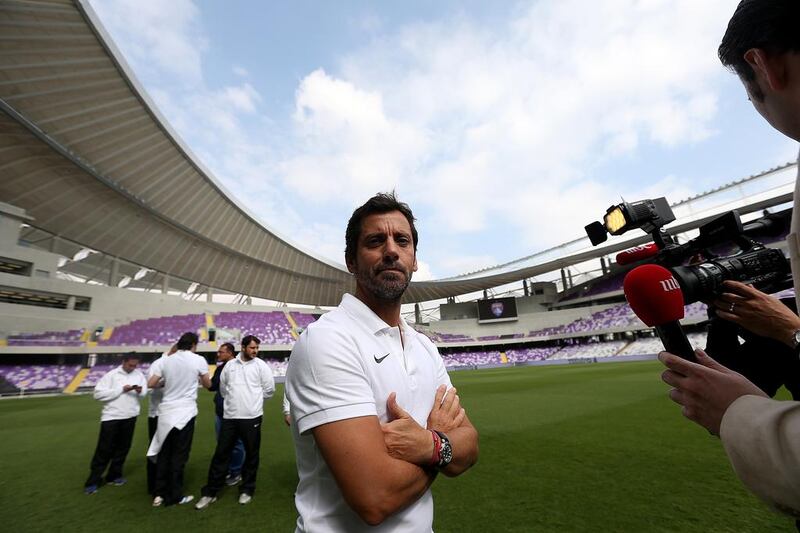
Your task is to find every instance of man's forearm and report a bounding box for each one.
[439,423,479,477]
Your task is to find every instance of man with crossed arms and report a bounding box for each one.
[287,192,479,531]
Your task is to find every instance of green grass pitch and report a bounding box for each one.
[0,361,793,532]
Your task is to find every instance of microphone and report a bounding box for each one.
[623,264,696,362]
[615,243,660,265]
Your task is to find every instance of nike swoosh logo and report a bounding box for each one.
[374,353,390,364]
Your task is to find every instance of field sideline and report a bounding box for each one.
[0,361,792,532]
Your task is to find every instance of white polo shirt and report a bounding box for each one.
[286,293,452,533]
[220,354,275,419]
[93,365,147,422]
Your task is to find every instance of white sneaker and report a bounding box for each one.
[152,496,164,507]
[195,496,217,510]
[238,493,252,505]
[178,495,194,505]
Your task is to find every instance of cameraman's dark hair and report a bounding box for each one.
[719,0,800,100]
[241,335,261,350]
[176,332,199,351]
[220,342,235,355]
[344,192,418,265]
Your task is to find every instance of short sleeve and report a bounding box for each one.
[287,326,377,435]
[196,355,209,376]
[148,358,162,378]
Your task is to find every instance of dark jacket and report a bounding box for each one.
[209,360,229,418]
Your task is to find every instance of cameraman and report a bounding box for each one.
[659,0,800,517]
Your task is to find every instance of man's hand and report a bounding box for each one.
[123,384,135,392]
[284,414,291,426]
[712,280,800,347]
[427,385,465,433]
[659,349,768,435]
[381,393,433,466]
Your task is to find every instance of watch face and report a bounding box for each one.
[441,442,453,463]
[794,330,800,347]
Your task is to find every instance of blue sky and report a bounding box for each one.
[87,0,798,281]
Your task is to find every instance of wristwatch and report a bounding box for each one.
[434,431,452,469]
[791,329,800,357]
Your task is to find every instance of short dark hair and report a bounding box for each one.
[241,335,260,350]
[176,332,199,351]
[220,342,235,355]
[719,0,800,91]
[344,192,418,265]
[122,352,140,362]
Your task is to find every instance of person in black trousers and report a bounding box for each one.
[84,354,147,494]
[195,335,275,509]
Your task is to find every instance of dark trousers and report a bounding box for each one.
[201,416,262,497]
[147,416,158,495]
[215,415,245,476]
[84,416,137,487]
[154,417,196,506]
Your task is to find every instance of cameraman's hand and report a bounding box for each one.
[659,349,768,435]
[712,280,800,347]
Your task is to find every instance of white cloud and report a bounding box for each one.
[279,0,738,250]
[413,260,435,281]
[89,0,206,85]
[232,65,249,77]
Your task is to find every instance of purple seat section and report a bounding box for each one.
[0,364,81,390]
[99,314,205,346]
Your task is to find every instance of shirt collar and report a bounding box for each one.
[340,293,410,335]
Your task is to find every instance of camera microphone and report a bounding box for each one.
[615,243,660,266]
[623,264,696,362]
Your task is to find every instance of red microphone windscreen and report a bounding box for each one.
[615,243,660,265]
[623,264,685,326]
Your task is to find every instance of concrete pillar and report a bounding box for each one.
[414,303,421,324]
[600,256,609,275]
[66,295,76,310]
[49,235,59,253]
[523,279,529,296]
[560,268,568,291]
[207,287,213,303]
[567,269,574,289]
[108,256,119,287]
[162,273,170,294]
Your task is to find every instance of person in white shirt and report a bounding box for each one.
[147,332,211,507]
[195,335,275,509]
[146,343,176,496]
[286,193,479,531]
[84,353,147,494]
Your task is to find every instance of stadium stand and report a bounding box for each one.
[100,315,206,346]
[214,311,295,345]
[0,365,81,391]
[7,329,85,347]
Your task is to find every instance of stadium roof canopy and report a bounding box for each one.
[0,0,796,306]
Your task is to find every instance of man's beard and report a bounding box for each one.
[356,264,412,301]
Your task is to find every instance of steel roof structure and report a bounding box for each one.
[0,0,796,306]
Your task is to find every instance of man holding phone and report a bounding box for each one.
[84,353,147,494]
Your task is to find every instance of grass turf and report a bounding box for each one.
[0,361,794,532]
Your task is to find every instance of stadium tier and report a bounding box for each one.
[99,314,206,346]
[214,311,296,345]
[6,329,85,347]
[0,364,81,391]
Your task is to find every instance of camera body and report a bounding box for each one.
[586,199,792,304]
